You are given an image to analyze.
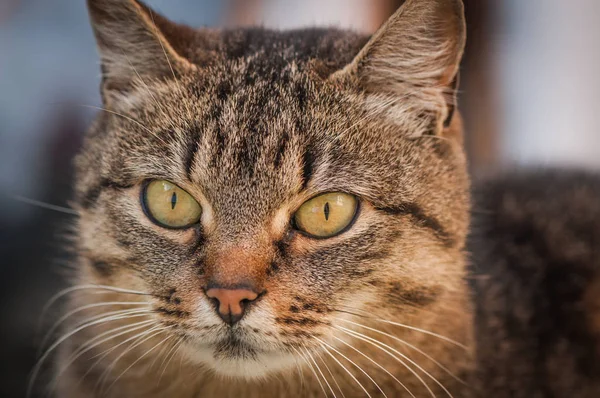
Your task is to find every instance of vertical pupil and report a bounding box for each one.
[171,192,177,210]
[324,202,330,221]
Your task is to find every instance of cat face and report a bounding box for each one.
[76,0,468,379]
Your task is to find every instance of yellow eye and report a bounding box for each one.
[142,180,202,228]
[294,192,358,238]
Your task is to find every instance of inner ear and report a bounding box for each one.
[87,0,197,105]
[443,73,460,128]
[331,0,466,136]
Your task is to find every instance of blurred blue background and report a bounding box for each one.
[0,0,598,396]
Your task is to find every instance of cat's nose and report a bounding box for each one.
[205,287,259,326]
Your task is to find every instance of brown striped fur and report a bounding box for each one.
[50,0,473,396]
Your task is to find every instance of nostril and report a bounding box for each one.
[205,287,262,326]
[207,296,220,310]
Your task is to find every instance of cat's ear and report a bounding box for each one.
[332,0,466,136]
[87,0,196,105]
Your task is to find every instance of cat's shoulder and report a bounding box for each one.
[469,169,600,272]
[469,169,600,397]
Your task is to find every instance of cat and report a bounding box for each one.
[36,0,474,396]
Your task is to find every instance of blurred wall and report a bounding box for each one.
[497,0,600,170]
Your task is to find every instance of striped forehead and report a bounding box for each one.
[181,76,312,229]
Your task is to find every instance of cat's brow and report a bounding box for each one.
[184,125,202,180]
[300,145,315,191]
[375,203,455,247]
[81,178,134,210]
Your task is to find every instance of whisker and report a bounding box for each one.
[147,10,178,84]
[120,50,162,110]
[374,320,468,350]
[158,336,185,385]
[315,340,372,398]
[39,303,149,354]
[77,105,155,135]
[47,319,155,396]
[339,318,466,385]
[106,332,172,394]
[28,311,153,398]
[147,334,173,372]
[287,346,307,393]
[313,348,346,398]
[39,284,150,329]
[330,335,415,398]
[146,8,197,121]
[303,343,337,398]
[11,195,77,216]
[40,308,152,353]
[315,337,387,398]
[77,323,160,389]
[96,326,167,394]
[336,306,468,350]
[337,326,441,398]
[291,346,328,398]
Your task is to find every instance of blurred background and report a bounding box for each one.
[1,0,599,396]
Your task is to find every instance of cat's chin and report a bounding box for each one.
[183,341,298,380]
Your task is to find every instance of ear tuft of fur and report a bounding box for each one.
[333,0,466,136]
[87,0,195,105]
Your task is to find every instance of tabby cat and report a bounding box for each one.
[38,0,472,396]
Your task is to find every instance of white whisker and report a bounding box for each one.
[337,306,468,350]
[337,326,444,398]
[158,336,185,385]
[339,318,466,385]
[313,348,346,398]
[292,346,328,398]
[48,319,155,395]
[374,319,468,350]
[96,326,167,394]
[330,335,415,398]
[303,343,337,398]
[315,340,372,398]
[315,337,387,398]
[106,333,172,394]
[28,310,153,398]
[77,105,155,135]
[40,308,152,354]
[39,284,150,329]
[77,323,160,389]
[147,10,178,84]
[11,195,77,215]
[39,302,149,354]
[121,49,162,110]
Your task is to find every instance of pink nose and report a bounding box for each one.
[205,288,259,325]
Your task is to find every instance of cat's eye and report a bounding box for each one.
[142,180,202,229]
[294,192,358,238]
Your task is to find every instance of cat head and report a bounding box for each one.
[76,0,468,379]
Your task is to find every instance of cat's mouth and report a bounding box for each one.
[212,333,261,359]
[183,329,298,378]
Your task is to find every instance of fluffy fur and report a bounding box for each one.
[42,1,475,397]
[470,170,600,397]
